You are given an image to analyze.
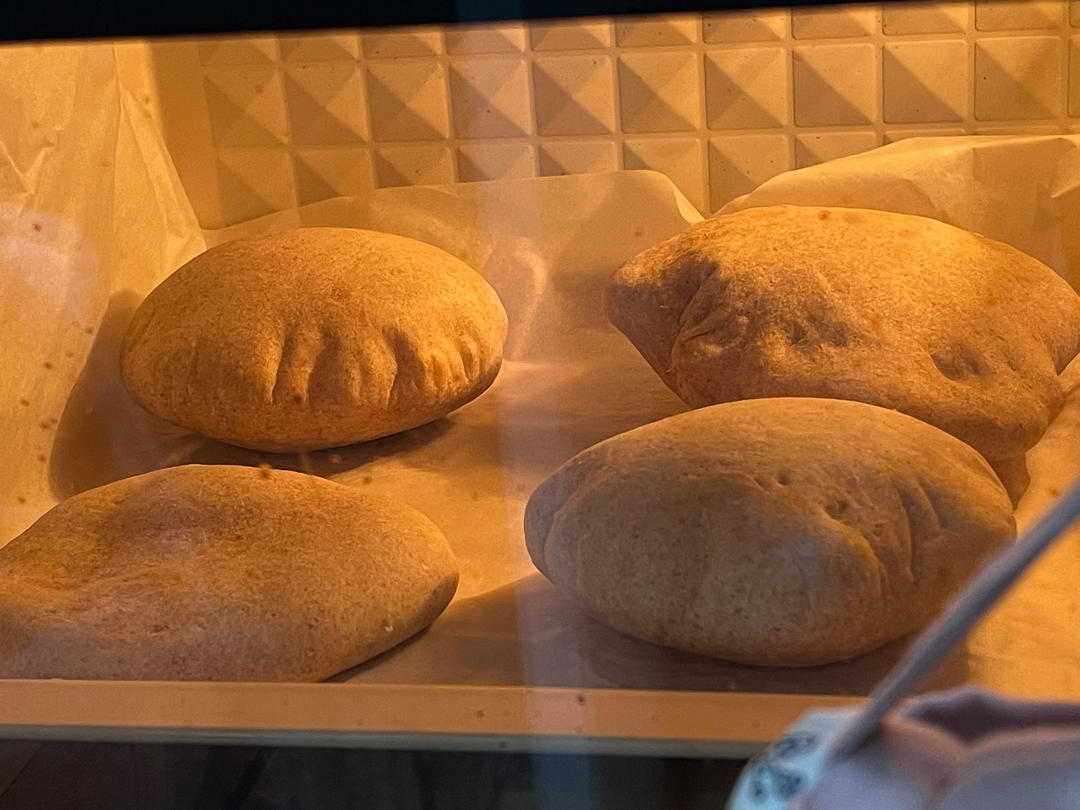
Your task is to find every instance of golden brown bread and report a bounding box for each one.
[0,465,459,681]
[604,205,1080,492]
[121,228,508,451]
[524,398,1015,667]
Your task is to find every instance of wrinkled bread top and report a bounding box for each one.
[605,205,1080,460]
[527,397,1014,576]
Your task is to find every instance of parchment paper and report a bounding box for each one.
[722,135,1080,289]
[7,73,1080,701]
[0,42,204,543]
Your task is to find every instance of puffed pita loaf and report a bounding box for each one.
[0,464,458,681]
[524,398,1015,667]
[605,205,1080,497]
[121,228,508,452]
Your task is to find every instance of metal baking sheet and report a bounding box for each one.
[6,161,1080,753]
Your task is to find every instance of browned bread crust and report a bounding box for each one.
[0,465,459,681]
[605,206,1080,473]
[525,398,1015,667]
[122,228,508,451]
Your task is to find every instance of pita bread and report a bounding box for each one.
[525,398,1015,667]
[605,206,1080,496]
[0,464,458,681]
[121,228,507,451]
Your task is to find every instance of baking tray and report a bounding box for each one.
[4,171,1080,756]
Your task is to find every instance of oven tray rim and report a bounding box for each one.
[0,680,858,757]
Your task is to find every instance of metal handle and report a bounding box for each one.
[829,476,1080,760]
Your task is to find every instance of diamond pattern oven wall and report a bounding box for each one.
[145,1,1080,227]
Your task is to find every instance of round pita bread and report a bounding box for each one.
[525,398,1015,667]
[605,206,1080,495]
[0,464,458,681]
[121,228,507,451]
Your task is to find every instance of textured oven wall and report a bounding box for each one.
[148,1,1080,228]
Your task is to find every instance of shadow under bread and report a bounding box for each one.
[337,572,968,697]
